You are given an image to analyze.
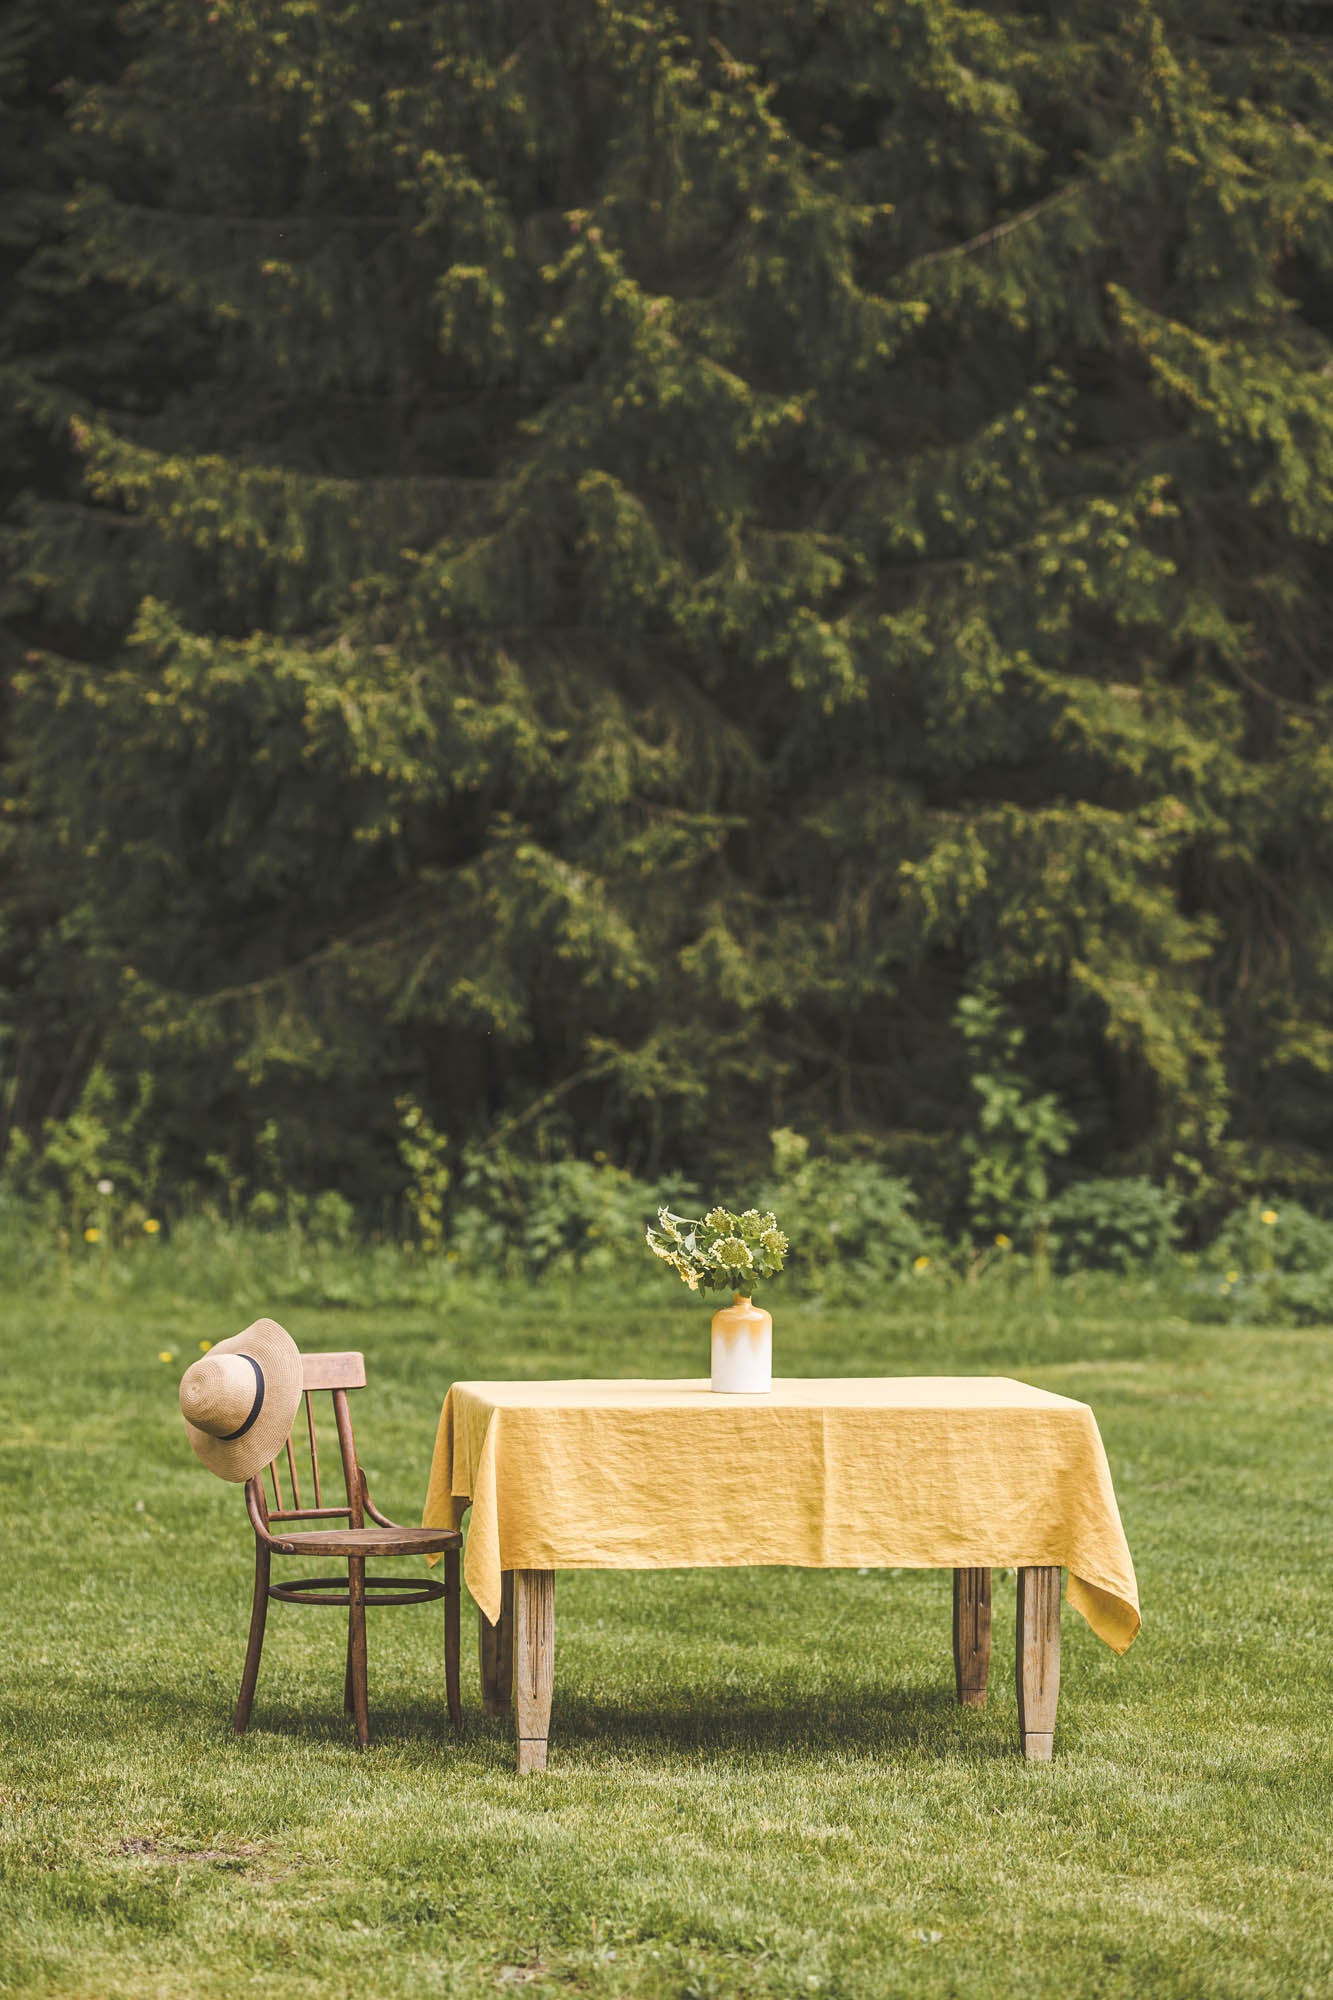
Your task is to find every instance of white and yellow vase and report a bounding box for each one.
[710,1292,772,1394]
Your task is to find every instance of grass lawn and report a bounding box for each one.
[0,1252,1329,1999]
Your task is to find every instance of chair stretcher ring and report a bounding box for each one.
[267,1574,448,1607]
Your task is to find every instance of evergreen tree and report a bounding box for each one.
[1,0,131,1154]
[4,0,1333,1213]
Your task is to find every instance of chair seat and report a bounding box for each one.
[268,1523,461,1558]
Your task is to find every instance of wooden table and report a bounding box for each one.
[423,1376,1139,1773]
[480,1559,1059,1772]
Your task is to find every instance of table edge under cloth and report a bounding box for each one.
[421,1376,1140,1654]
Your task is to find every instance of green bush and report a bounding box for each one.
[1170,1198,1333,1324]
[1176,1264,1330,1328]
[244,1184,357,1243]
[449,1147,695,1280]
[1209,1199,1333,1276]
[517,1158,669,1277]
[956,993,1075,1245]
[764,1129,933,1291]
[447,1128,938,1292]
[307,1190,357,1246]
[6,1084,1331,1315]
[1046,1177,1180,1274]
[1,1065,164,1245]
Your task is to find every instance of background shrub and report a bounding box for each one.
[450,1147,694,1281]
[762,1130,933,1292]
[1046,1178,1181,1275]
[1209,1200,1333,1276]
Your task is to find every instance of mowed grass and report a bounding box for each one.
[0,1253,1329,2000]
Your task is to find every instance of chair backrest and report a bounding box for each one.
[247,1351,368,1531]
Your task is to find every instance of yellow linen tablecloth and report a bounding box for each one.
[422,1377,1140,1653]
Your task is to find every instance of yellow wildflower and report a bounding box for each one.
[912,1255,930,1273]
[143,1218,161,1234]
[1260,1209,1277,1226]
[199,1339,213,1353]
[994,1233,1012,1249]
[84,1226,101,1243]
[157,1350,175,1364]
[1225,1270,1239,1284]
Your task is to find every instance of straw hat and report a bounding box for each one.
[179,1317,303,1483]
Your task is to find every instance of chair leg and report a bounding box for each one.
[444,1547,463,1736]
[343,1615,355,1715]
[347,1555,370,1748]
[235,1541,270,1733]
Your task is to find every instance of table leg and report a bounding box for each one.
[514,1568,555,1774]
[479,1570,514,1717]
[953,1567,992,1707]
[1016,1565,1061,1760]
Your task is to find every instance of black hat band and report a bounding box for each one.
[218,1354,265,1441]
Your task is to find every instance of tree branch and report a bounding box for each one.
[903,182,1081,273]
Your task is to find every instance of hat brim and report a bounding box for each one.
[182,1317,304,1484]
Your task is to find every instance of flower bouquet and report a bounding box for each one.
[647,1205,789,1392]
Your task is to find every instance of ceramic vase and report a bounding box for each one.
[710,1292,772,1394]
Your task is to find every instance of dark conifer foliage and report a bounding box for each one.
[3,1,1332,1208]
[1,0,134,1147]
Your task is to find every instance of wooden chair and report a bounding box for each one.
[235,1350,463,1747]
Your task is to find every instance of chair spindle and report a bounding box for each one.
[332,1388,363,1529]
[306,1391,322,1507]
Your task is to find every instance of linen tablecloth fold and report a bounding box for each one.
[422,1377,1140,1653]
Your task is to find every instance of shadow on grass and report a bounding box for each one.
[521,1684,1017,1762]
[70,1671,1018,1766]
